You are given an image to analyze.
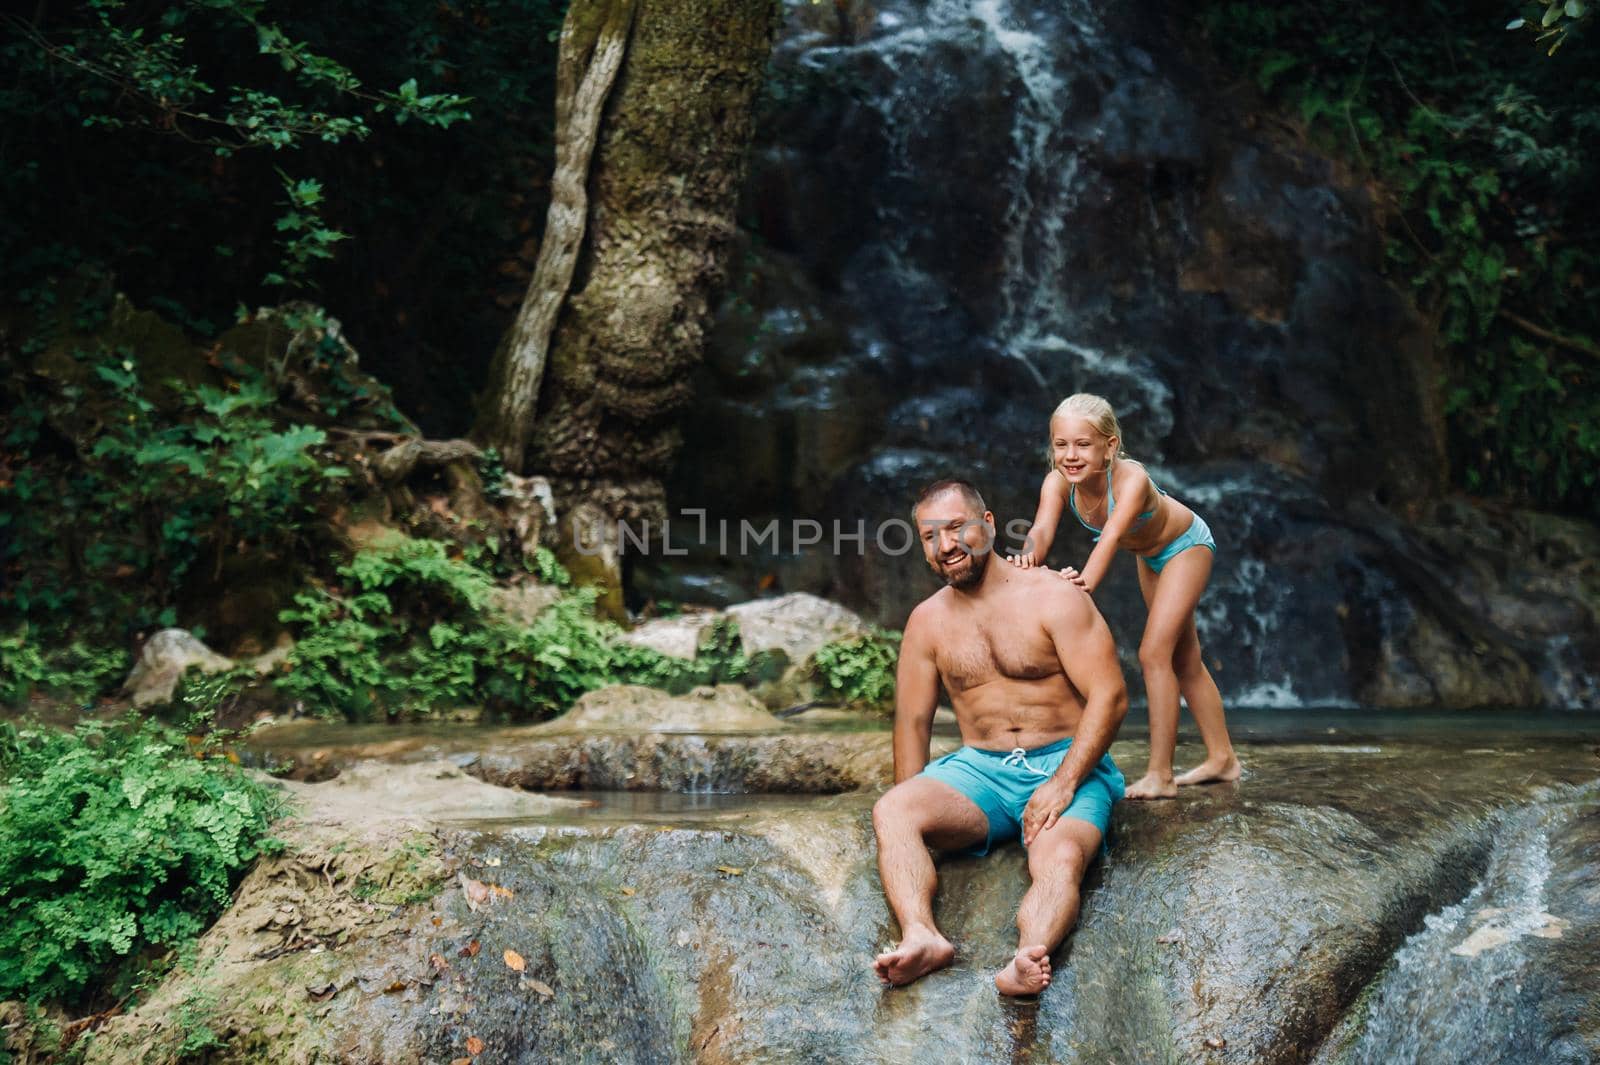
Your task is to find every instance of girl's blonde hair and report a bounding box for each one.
[1050,393,1129,461]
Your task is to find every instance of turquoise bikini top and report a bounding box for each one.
[1067,463,1166,542]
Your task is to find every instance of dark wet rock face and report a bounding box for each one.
[649,0,1600,708]
[86,729,1600,1063]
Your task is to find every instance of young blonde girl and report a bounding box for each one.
[1009,393,1239,798]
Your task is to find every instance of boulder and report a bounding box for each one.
[487,582,563,627]
[122,628,236,707]
[725,592,870,662]
[618,613,723,660]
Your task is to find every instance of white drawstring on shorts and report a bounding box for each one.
[1001,747,1049,776]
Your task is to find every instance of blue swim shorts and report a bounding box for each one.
[1143,513,1216,574]
[919,738,1125,857]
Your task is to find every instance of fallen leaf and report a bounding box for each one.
[504,949,526,973]
[490,884,515,901]
[715,865,744,877]
[485,857,501,868]
[1205,1036,1227,1050]
[459,939,481,958]
[429,953,451,973]
[384,980,408,993]
[619,887,636,897]
[459,874,490,911]
[450,1058,472,1065]
[522,978,554,997]
[466,1036,486,1055]
[432,916,443,927]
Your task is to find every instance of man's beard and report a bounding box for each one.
[938,548,989,590]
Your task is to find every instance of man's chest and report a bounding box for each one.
[934,620,1057,691]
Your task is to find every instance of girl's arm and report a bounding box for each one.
[1077,461,1151,592]
[1009,472,1067,568]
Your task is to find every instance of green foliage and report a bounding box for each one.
[1,0,469,298]
[173,980,226,1056]
[2,352,344,639]
[0,717,284,1005]
[1507,0,1591,55]
[1,0,568,428]
[477,446,511,501]
[530,545,571,587]
[25,0,470,152]
[811,629,901,712]
[1198,1,1599,514]
[0,630,132,707]
[274,537,744,720]
[264,174,348,289]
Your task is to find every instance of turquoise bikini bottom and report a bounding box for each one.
[1143,513,1216,574]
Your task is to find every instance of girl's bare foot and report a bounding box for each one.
[873,928,955,987]
[994,945,1051,996]
[1124,772,1177,800]
[1175,755,1241,786]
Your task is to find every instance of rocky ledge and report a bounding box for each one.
[75,710,1600,1064]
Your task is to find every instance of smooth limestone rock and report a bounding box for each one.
[84,733,1600,1064]
[536,684,785,734]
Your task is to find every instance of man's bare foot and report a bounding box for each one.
[873,929,955,987]
[1175,755,1242,786]
[994,945,1051,996]
[1124,772,1178,799]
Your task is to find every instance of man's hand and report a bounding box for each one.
[1021,778,1076,846]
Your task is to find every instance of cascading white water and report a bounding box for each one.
[795,0,1167,407]
[1329,783,1598,1064]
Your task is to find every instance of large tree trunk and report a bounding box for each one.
[516,0,778,601]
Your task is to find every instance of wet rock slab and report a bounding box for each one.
[252,684,907,793]
[88,736,1600,1064]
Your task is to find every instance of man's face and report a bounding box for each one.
[916,491,995,590]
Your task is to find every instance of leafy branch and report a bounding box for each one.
[3,0,471,156]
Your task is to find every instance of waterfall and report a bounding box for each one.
[663,0,1600,710]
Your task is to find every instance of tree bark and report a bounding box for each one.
[524,0,778,544]
[473,0,638,468]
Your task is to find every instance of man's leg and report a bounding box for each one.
[995,815,1101,996]
[871,776,988,986]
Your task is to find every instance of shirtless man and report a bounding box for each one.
[871,479,1128,996]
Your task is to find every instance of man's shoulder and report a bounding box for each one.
[906,590,953,629]
[1008,566,1092,618]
